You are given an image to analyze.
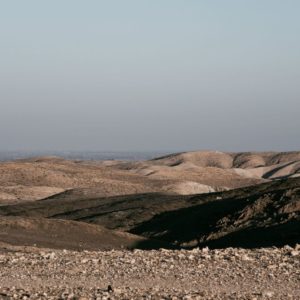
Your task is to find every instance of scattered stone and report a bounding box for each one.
[290,250,299,257]
[0,246,298,299]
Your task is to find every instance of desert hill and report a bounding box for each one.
[113,151,300,190]
[131,178,300,248]
[0,216,168,250]
[0,151,299,250]
[0,177,299,249]
[151,151,300,169]
[1,151,299,205]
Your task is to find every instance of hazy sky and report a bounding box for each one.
[0,1,299,152]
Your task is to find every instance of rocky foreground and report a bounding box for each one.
[0,245,299,300]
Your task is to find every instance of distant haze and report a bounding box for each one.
[0,1,299,152]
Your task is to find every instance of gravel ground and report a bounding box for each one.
[0,245,299,299]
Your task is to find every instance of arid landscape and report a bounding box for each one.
[0,151,299,299]
[2,0,300,297]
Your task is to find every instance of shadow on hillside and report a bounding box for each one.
[131,191,300,249]
[131,197,249,246]
[262,161,298,179]
[202,219,300,249]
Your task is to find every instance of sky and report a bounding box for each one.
[0,1,299,152]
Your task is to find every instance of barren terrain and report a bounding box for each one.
[0,244,299,299]
[0,151,299,299]
[1,151,299,205]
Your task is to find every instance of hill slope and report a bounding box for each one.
[0,178,299,249]
[1,151,300,204]
[131,179,300,248]
[0,216,168,250]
